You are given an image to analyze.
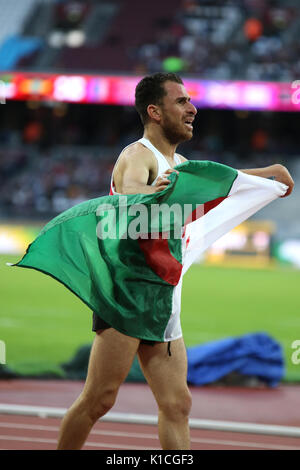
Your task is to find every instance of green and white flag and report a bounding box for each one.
[11,161,287,342]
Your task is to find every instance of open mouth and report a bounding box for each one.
[184,120,193,130]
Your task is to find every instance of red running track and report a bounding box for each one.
[1,414,300,450]
[0,380,300,450]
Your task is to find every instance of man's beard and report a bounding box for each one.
[161,115,192,145]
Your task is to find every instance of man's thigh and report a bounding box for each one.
[83,328,140,396]
[137,338,190,404]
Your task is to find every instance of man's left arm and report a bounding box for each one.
[177,156,294,197]
[240,163,294,197]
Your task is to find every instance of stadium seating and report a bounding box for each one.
[0,0,43,70]
[0,35,43,71]
[0,0,38,46]
[0,0,296,81]
[0,0,299,242]
[58,0,183,72]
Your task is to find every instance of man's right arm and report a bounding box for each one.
[113,145,177,195]
[117,152,156,194]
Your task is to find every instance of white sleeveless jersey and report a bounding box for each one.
[108,137,184,342]
[109,137,182,195]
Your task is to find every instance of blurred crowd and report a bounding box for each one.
[131,0,300,81]
[3,0,298,81]
[0,100,299,218]
[1,0,300,218]
[0,145,113,216]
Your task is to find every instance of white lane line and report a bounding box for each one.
[0,435,57,444]
[0,422,299,450]
[1,404,300,437]
[0,435,157,450]
[0,421,159,440]
[0,422,58,432]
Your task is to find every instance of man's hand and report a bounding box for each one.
[153,168,179,192]
[271,164,294,197]
[241,164,294,197]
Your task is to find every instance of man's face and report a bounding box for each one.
[158,81,197,144]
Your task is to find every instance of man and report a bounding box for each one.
[56,73,294,450]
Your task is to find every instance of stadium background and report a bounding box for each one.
[0,0,300,384]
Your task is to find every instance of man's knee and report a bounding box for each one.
[96,388,118,416]
[81,386,119,422]
[158,388,192,420]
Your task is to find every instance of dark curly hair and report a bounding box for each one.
[135,72,183,125]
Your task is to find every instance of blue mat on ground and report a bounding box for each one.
[186,332,285,387]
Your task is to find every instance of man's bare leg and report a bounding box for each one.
[137,338,192,450]
[57,328,140,450]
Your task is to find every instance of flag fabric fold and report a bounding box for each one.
[11,160,287,342]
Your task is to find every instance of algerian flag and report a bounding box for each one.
[11,161,287,342]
